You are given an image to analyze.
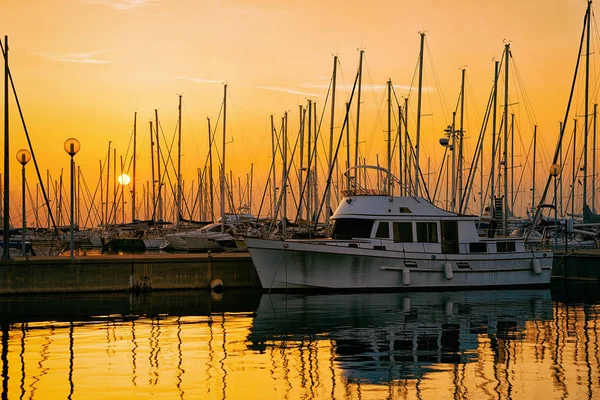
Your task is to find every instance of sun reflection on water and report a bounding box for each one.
[0,286,599,399]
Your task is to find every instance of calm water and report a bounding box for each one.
[1,283,599,400]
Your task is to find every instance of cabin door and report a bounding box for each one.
[441,221,459,254]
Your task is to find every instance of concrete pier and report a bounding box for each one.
[552,249,600,281]
[0,253,261,294]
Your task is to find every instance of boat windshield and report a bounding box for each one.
[201,223,232,232]
[331,218,374,239]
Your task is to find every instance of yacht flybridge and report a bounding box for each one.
[246,193,553,291]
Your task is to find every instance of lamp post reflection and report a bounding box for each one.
[64,138,80,259]
[16,149,31,256]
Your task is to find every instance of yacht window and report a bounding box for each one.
[393,222,413,243]
[416,222,438,243]
[497,241,516,252]
[332,218,374,239]
[375,222,390,239]
[469,242,487,253]
[399,207,412,213]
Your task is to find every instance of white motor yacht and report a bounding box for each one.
[246,192,553,291]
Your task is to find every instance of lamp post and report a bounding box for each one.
[16,149,31,256]
[64,138,80,259]
[550,164,561,249]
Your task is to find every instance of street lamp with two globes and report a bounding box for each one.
[16,149,31,256]
[64,138,80,259]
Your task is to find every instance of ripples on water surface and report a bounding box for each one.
[1,283,599,399]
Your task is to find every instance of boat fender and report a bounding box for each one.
[444,262,453,280]
[210,278,224,294]
[402,267,411,286]
[531,258,542,275]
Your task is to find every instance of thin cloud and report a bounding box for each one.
[41,49,112,64]
[173,77,432,97]
[85,0,161,11]
[255,85,323,97]
[300,82,434,93]
[174,76,224,84]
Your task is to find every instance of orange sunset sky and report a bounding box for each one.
[0,0,595,224]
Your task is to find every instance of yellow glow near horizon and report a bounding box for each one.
[0,0,595,224]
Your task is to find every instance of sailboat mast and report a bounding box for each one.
[560,122,564,217]
[491,61,499,223]
[583,0,591,210]
[326,55,337,221]
[572,119,577,217]
[345,102,350,191]
[221,84,227,232]
[313,101,318,220]
[532,125,537,212]
[404,97,409,196]
[77,165,80,228]
[355,49,364,176]
[282,112,288,234]
[593,104,597,211]
[387,79,392,194]
[35,184,39,229]
[415,32,425,197]
[47,170,51,229]
[458,68,465,211]
[177,94,182,227]
[132,112,137,222]
[398,105,403,191]
[207,117,214,221]
[155,109,162,221]
[451,112,457,212]
[120,155,125,224]
[298,106,304,219]
[270,114,277,219]
[2,36,8,260]
[510,113,515,211]
[106,141,111,227]
[307,99,313,220]
[98,161,103,226]
[503,43,510,235]
[113,148,117,224]
[197,168,202,220]
[149,121,156,220]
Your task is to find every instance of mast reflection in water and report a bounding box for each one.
[0,284,599,399]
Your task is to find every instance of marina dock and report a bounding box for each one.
[552,249,600,281]
[0,253,260,294]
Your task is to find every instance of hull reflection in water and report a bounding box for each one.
[248,289,553,383]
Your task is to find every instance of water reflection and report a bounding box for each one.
[249,290,553,384]
[0,285,598,399]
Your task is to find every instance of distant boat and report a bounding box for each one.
[163,215,256,252]
[246,179,553,291]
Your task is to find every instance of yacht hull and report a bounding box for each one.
[185,236,225,252]
[246,238,552,291]
[143,238,167,250]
